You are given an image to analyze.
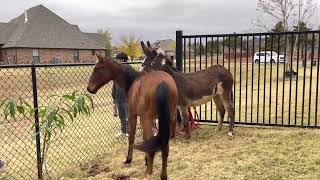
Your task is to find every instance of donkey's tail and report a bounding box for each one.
[134,82,170,153]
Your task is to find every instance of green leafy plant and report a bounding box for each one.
[1,91,94,178]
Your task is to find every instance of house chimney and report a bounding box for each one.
[24,10,28,23]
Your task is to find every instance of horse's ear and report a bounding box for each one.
[96,53,104,62]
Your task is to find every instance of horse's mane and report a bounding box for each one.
[123,64,141,92]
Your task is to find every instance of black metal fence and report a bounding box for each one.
[0,62,141,179]
[1,30,320,179]
[176,30,320,128]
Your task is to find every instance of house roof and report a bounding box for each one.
[153,39,176,52]
[0,5,105,50]
[0,23,17,44]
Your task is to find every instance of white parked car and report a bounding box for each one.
[253,51,285,63]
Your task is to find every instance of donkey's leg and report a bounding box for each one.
[221,91,235,136]
[160,144,169,180]
[125,113,137,164]
[178,106,191,139]
[213,96,226,131]
[176,109,182,125]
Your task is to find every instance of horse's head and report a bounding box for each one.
[87,54,121,94]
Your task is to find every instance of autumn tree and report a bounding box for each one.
[118,35,142,60]
[97,29,112,58]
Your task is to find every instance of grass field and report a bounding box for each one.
[60,126,320,179]
[0,60,319,179]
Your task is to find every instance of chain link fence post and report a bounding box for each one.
[31,65,43,180]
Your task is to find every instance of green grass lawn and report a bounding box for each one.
[60,126,320,179]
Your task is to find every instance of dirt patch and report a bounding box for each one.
[80,162,110,177]
[110,174,131,180]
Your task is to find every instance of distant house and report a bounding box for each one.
[152,39,176,59]
[0,5,106,64]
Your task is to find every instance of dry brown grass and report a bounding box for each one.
[60,126,320,179]
[0,65,141,179]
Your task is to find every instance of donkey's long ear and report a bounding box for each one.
[147,41,158,56]
[141,41,153,57]
[141,41,148,54]
[96,53,104,62]
[147,41,152,50]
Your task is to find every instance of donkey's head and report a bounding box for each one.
[141,41,157,71]
[87,54,122,94]
[141,41,173,71]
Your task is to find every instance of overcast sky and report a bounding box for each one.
[1,0,319,44]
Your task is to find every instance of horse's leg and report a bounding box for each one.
[160,144,169,180]
[140,115,156,178]
[213,96,226,131]
[178,106,191,139]
[221,90,235,136]
[170,109,177,138]
[145,151,155,179]
[142,129,149,166]
[125,113,137,164]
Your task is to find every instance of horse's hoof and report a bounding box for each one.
[124,159,132,164]
[160,174,168,180]
[228,131,234,137]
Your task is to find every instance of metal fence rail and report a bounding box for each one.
[176,30,320,128]
[0,62,141,179]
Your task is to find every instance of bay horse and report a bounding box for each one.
[141,41,235,137]
[87,54,178,180]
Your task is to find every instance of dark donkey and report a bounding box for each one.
[141,41,235,137]
[87,54,178,180]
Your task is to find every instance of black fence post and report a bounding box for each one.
[176,30,183,71]
[31,66,43,180]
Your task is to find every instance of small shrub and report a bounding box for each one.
[0,91,94,178]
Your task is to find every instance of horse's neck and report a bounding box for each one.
[114,65,140,93]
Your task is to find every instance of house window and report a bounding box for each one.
[74,50,79,62]
[92,50,95,56]
[32,49,40,63]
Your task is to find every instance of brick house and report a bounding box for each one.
[0,5,106,64]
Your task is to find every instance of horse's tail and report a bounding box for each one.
[134,82,170,153]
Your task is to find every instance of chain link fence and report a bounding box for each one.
[0,62,142,179]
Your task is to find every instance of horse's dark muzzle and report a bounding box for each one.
[87,86,97,94]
